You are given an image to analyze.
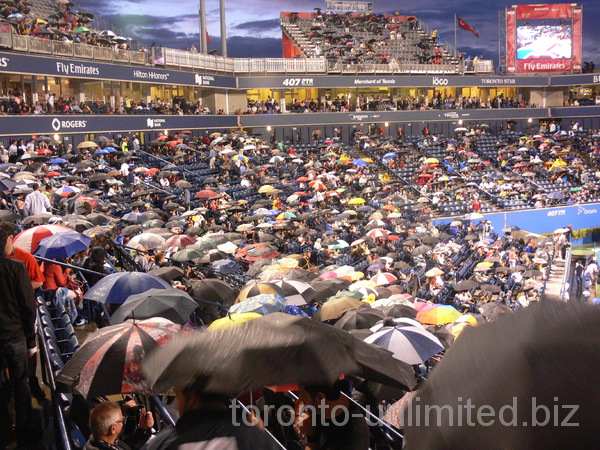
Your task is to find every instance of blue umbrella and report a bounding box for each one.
[211,259,242,275]
[352,159,368,166]
[104,146,117,152]
[122,212,149,223]
[95,149,109,155]
[383,152,397,159]
[282,305,310,318]
[83,272,171,304]
[228,293,287,316]
[34,230,92,259]
[50,158,68,164]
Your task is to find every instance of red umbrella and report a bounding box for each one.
[44,171,61,177]
[164,235,197,249]
[296,176,310,182]
[156,134,169,141]
[78,196,100,209]
[14,224,71,253]
[37,148,53,155]
[195,189,218,199]
[144,168,159,175]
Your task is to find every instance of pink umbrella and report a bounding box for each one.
[164,235,197,249]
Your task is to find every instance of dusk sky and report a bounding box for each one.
[74,0,600,64]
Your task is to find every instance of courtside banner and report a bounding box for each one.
[572,5,582,71]
[516,3,573,19]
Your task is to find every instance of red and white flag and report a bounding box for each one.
[457,16,479,37]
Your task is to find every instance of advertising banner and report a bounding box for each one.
[516,3,572,19]
[572,5,582,71]
[517,59,571,72]
[506,8,517,74]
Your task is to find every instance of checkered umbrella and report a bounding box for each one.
[271,279,317,306]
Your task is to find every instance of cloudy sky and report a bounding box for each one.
[75,0,600,64]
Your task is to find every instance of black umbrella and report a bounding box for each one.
[149,266,185,282]
[455,279,480,291]
[381,304,418,319]
[142,312,416,395]
[109,288,198,325]
[334,307,386,330]
[412,245,432,256]
[480,284,502,293]
[190,279,236,307]
[56,318,182,399]
[479,301,512,321]
[404,302,600,448]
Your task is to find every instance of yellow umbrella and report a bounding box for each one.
[348,198,366,205]
[207,313,261,331]
[362,158,374,163]
[417,306,461,325]
[476,261,494,268]
[425,158,439,164]
[449,321,473,338]
[455,314,479,326]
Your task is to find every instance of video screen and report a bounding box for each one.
[517,25,572,60]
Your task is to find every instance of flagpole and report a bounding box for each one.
[454,13,457,50]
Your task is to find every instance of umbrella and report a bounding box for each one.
[149,266,185,283]
[236,281,287,303]
[425,267,444,277]
[455,279,479,291]
[479,301,512,321]
[109,288,198,325]
[83,272,171,304]
[0,210,20,221]
[404,302,600,448]
[207,313,262,331]
[191,279,236,307]
[164,235,196,249]
[210,259,242,275]
[412,245,432,256]
[270,279,316,306]
[370,272,398,286]
[33,230,92,259]
[13,224,71,253]
[380,304,418,320]
[128,233,166,250]
[334,307,385,330]
[315,296,366,321]
[142,312,416,395]
[367,228,390,238]
[229,293,287,315]
[417,305,461,325]
[364,323,444,365]
[56,318,182,399]
[122,212,149,224]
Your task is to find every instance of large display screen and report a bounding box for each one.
[516,25,572,60]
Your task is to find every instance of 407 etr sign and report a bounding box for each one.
[282,78,314,87]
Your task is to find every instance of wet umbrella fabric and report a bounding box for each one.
[404,302,600,449]
[109,288,198,325]
[83,272,171,304]
[142,312,416,395]
[33,230,92,259]
[190,279,236,307]
[56,318,182,399]
[364,324,444,365]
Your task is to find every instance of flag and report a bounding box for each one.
[206,31,211,45]
[457,16,479,37]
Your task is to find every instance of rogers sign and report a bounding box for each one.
[51,118,88,132]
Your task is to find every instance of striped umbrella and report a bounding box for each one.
[370,272,398,286]
[271,279,316,306]
[55,185,81,197]
[235,281,287,303]
[229,293,287,316]
[364,324,444,364]
[366,228,390,238]
[56,318,182,399]
[14,224,71,253]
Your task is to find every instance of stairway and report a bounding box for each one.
[280,18,318,58]
[541,258,566,302]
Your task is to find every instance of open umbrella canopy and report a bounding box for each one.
[417,305,461,325]
[364,322,444,364]
[228,293,287,315]
[404,302,600,448]
[128,233,166,250]
[56,318,182,399]
[334,307,385,331]
[33,230,92,259]
[190,279,236,307]
[14,224,71,253]
[109,288,198,325]
[314,296,366,322]
[236,281,287,302]
[270,279,316,306]
[83,272,171,304]
[142,312,416,395]
[207,313,262,331]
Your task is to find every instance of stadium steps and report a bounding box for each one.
[541,258,566,302]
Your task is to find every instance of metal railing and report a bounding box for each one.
[560,245,572,301]
[0,29,151,66]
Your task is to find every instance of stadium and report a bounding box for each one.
[0,0,599,449]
